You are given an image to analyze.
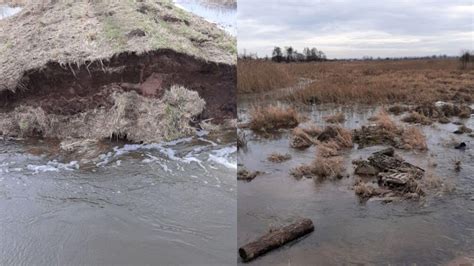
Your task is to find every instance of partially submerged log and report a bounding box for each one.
[239,218,314,262]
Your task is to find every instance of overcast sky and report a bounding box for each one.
[238,0,474,59]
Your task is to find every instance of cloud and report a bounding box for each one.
[238,0,474,58]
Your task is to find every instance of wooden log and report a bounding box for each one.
[238,218,314,262]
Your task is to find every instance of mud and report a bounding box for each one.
[0,50,236,123]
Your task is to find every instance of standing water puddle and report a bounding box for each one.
[0,5,21,20]
[238,101,474,265]
[1,131,237,265]
[173,0,236,36]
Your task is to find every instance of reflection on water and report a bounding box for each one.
[174,0,236,36]
[0,131,237,265]
[0,5,21,19]
[238,101,474,265]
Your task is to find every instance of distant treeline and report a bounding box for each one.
[460,51,474,69]
[239,48,474,68]
[239,46,327,63]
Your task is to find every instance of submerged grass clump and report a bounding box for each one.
[324,112,345,123]
[402,112,433,125]
[290,124,351,180]
[401,127,428,150]
[355,110,428,151]
[290,127,315,149]
[267,152,291,163]
[249,105,301,132]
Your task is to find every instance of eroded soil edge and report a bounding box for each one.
[0,49,236,141]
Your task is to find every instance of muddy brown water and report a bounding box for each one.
[173,0,236,36]
[238,101,474,265]
[0,131,237,265]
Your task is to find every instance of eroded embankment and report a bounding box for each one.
[0,49,236,142]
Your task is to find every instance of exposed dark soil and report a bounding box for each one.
[0,49,236,123]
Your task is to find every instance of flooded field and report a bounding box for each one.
[174,0,236,35]
[0,131,237,265]
[238,99,474,265]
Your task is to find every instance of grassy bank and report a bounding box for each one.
[0,0,236,92]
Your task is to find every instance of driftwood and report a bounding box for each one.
[238,218,314,262]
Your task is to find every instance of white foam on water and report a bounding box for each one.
[26,160,79,174]
[27,164,59,174]
[208,146,237,169]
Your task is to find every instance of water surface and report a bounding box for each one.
[174,0,236,36]
[1,131,237,265]
[0,4,21,20]
[238,101,474,265]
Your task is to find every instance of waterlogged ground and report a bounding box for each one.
[0,131,237,265]
[238,101,474,265]
[174,0,236,36]
[0,4,21,19]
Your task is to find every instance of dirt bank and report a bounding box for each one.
[0,0,236,141]
[0,50,236,121]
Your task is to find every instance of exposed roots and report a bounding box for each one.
[0,85,205,143]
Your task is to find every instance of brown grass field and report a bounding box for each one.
[238,59,474,104]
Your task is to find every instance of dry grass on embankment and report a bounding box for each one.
[238,59,474,105]
[0,0,235,92]
[0,0,237,142]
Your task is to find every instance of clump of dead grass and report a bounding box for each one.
[249,105,301,132]
[370,109,398,131]
[311,156,345,179]
[301,123,322,137]
[290,127,315,149]
[354,181,385,199]
[355,110,428,151]
[317,125,353,148]
[401,127,428,150]
[402,111,433,125]
[388,105,409,115]
[267,152,291,163]
[324,112,345,123]
[317,140,341,157]
[0,85,204,143]
[8,106,49,137]
[290,125,350,179]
